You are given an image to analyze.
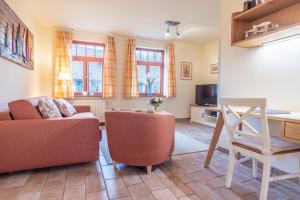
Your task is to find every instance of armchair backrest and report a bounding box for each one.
[105,111,175,165]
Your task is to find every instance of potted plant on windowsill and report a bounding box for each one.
[149,97,163,112]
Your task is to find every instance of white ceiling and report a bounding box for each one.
[22,0,220,44]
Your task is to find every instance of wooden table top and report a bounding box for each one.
[204,106,300,124]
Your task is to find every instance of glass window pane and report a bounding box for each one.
[135,50,141,61]
[138,65,147,93]
[95,46,104,58]
[148,51,155,62]
[88,62,103,95]
[86,45,95,57]
[155,52,162,62]
[77,44,85,56]
[72,61,84,93]
[149,66,161,93]
[141,50,148,61]
[72,44,76,56]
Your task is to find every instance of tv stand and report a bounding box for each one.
[190,104,218,128]
[198,104,217,107]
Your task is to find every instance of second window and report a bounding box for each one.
[136,48,164,96]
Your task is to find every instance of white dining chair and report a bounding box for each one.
[220,98,300,200]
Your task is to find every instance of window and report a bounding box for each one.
[72,41,104,96]
[136,48,164,96]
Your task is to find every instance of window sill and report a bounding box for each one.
[74,95,102,98]
[73,94,103,99]
[138,94,166,98]
[74,92,102,98]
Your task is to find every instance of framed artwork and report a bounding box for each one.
[0,0,34,70]
[181,62,192,80]
[211,63,218,74]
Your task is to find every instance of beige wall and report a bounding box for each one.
[0,0,43,108]
[38,26,55,97]
[112,38,205,118]
[219,0,300,173]
[220,0,300,111]
[199,40,219,85]
[65,31,211,118]
[0,0,54,109]
[0,2,219,118]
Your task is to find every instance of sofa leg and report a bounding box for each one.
[146,166,152,175]
[169,155,173,162]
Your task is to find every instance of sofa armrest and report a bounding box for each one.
[74,105,91,113]
[0,118,101,173]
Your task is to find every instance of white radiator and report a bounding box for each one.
[70,100,107,122]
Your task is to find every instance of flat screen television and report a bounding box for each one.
[196,84,218,106]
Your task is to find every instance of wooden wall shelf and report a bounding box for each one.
[232,0,300,48]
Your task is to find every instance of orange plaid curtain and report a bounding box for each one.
[103,35,117,99]
[53,31,74,98]
[123,39,139,98]
[167,43,176,98]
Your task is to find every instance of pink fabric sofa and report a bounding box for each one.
[0,97,100,174]
[105,111,175,174]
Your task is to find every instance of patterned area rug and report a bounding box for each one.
[100,129,209,165]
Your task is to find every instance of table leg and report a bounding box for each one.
[204,114,224,168]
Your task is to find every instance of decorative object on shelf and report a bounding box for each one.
[245,21,280,39]
[243,1,250,11]
[149,97,163,111]
[245,29,256,39]
[232,0,300,48]
[249,0,257,9]
[181,62,192,80]
[0,0,34,70]
[165,20,182,38]
[146,72,156,96]
[243,0,265,11]
[210,63,218,74]
[254,21,271,35]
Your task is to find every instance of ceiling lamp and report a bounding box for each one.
[165,20,181,38]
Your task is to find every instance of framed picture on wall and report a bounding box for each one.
[0,0,34,70]
[181,62,192,80]
[211,63,218,74]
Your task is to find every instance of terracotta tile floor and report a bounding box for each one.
[1,121,300,200]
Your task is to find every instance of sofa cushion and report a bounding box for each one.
[0,112,12,121]
[9,99,43,120]
[67,112,95,119]
[53,99,77,117]
[38,98,62,119]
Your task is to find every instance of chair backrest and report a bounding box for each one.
[220,98,271,155]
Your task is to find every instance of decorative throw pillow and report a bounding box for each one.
[53,99,77,117]
[38,98,62,119]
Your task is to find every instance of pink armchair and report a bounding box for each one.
[105,111,175,174]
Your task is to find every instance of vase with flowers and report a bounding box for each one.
[149,97,163,111]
